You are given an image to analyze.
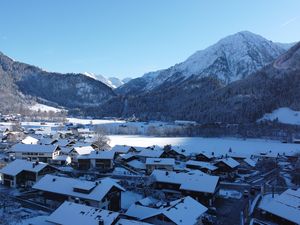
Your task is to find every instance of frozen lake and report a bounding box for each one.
[109,135,300,157]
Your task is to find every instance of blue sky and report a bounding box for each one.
[0,0,299,79]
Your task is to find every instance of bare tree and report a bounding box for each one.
[93,126,110,150]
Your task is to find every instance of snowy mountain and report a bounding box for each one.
[83,72,131,89]
[117,31,286,95]
[100,40,300,123]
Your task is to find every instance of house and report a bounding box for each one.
[47,201,120,225]
[9,143,60,162]
[125,196,207,225]
[145,158,175,174]
[127,159,146,171]
[21,135,39,145]
[0,159,57,188]
[185,160,218,174]
[161,146,187,161]
[70,146,94,163]
[136,148,164,162]
[33,174,125,211]
[259,188,300,225]
[77,150,115,170]
[214,157,240,175]
[195,152,215,162]
[151,170,219,206]
[51,155,72,166]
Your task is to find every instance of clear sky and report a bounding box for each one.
[0,0,299,79]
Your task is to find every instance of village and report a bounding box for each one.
[0,114,300,225]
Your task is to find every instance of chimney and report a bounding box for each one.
[98,220,104,225]
[52,178,56,182]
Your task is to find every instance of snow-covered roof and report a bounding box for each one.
[127,160,146,170]
[10,143,58,153]
[120,152,137,160]
[125,204,160,220]
[126,196,207,225]
[215,157,240,168]
[116,219,153,225]
[162,196,207,225]
[259,188,300,224]
[186,160,218,171]
[243,158,257,167]
[89,150,115,160]
[21,136,39,145]
[146,158,175,166]
[137,149,163,158]
[55,139,74,147]
[73,146,94,155]
[0,159,49,176]
[47,201,119,225]
[38,137,55,145]
[111,145,131,154]
[137,197,159,207]
[77,150,115,160]
[151,170,219,194]
[60,146,73,154]
[33,175,125,202]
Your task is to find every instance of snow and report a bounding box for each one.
[218,189,242,199]
[47,201,119,225]
[21,136,39,144]
[109,135,300,157]
[146,158,175,166]
[33,175,125,202]
[151,169,219,194]
[121,191,143,210]
[125,196,207,225]
[67,117,125,125]
[216,158,240,168]
[259,189,300,224]
[74,146,94,155]
[29,103,63,113]
[259,107,300,125]
[115,219,153,225]
[186,160,217,171]
[138,31,284,90]
[0,159,48,176]
[127,160,146,170]
[10,143,58,153]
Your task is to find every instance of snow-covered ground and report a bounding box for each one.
[109,135,300,157]
[29,103,64,113]
[67,117,125,125]
[258,107,300,125]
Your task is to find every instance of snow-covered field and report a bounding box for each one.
[109,135,300,157]
[29,103,64,113]
[259,107,300,125]
[67,117,125,125]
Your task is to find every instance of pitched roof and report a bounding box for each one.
[137,149,163,158]
[116,219,153,225]
[10,143,58,153]
[125,196,207,225]
[77,150,115,160]
[215,157,240,168]
[259,188,300,224]
[146,158,175,166]
[0,159,49,176]
[47,201,119,225]
[186,160,218,171]
[33,175,125,202]
[73,146,94,155]
[151,170,219,194]
[21,136,39,144]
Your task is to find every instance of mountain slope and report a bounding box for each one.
[83,72,131,89]
[0,52,116,111]
[100,41,300,123]
[117,31,286,95]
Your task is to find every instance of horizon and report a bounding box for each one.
[0,0,299,79]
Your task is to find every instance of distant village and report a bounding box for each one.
[0,113,300,225]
